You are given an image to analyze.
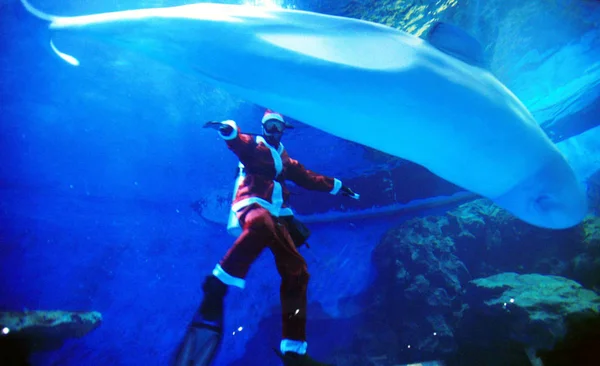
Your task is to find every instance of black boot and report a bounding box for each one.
[194,275,229,330]
[274,348,335,366]
[172,275,228,366]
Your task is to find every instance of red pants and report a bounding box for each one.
[219,204,309,341]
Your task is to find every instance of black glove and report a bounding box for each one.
[340,185,360,200]
[203,121,233,135]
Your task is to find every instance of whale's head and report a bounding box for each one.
[492,153,588,229]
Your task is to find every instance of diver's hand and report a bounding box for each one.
[203,121,224,129]
[203,121,233,135]
[340,185,360,200]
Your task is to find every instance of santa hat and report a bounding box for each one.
[261,109,294,129]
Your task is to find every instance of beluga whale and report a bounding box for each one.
[18,0,588,229]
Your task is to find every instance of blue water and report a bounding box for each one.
[1,0,599,365]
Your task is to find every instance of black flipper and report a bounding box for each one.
[172,323,223,366]
[172,275,228,366]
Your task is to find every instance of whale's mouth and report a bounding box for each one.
[533,194,556,213]
[529,193,565,228]
[492,156,587,230]
[529,192,587,230]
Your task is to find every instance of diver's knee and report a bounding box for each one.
[243,209,273,231]
[300,270,310,284]
[284,270,310,288]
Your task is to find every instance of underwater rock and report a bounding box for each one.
[372,197,587,289]
[366,213,472,359]
[0,310,102,364]
[445,198,583,279]
[459,272,600,353]
[536,310,600,366]
[587,169,600,216]
[569,215,600,292]
[443,198,600,291]
[356,196,599,363]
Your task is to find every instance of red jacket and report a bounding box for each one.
[219,120,343,218]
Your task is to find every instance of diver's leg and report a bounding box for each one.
[270,220,334,366]
[214,205,276,285]
[194,275,228,331]
[172,205,274,366]
[275,231,310,353]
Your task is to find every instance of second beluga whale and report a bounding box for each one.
[18,0,588,229]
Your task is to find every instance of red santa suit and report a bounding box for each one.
[211,118,343,354]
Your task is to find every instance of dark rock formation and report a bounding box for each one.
[0,310,102,365]
[365,210,473,361]
[460,273,600,351]
[380,197,599,291]
[348,196,600,363]
[570,215,600,292]
[445,199,584,279]
[536,310,600,366]
[587,169,600,216]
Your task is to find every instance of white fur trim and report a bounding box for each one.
[225,136,292,236]
[226,162,246,236]
[271,181,284,212]
[212,264,245,289]
[256,136,283,176]
[226,215,242,237]
[218,120,238,140]
[232,197,272,213]
[230,196,293,218]
[330,178,342,195]
[280,207,293,216]
[280,339,308,355]
[262,112,284,124]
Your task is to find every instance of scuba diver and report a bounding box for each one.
[173,109,359,366]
